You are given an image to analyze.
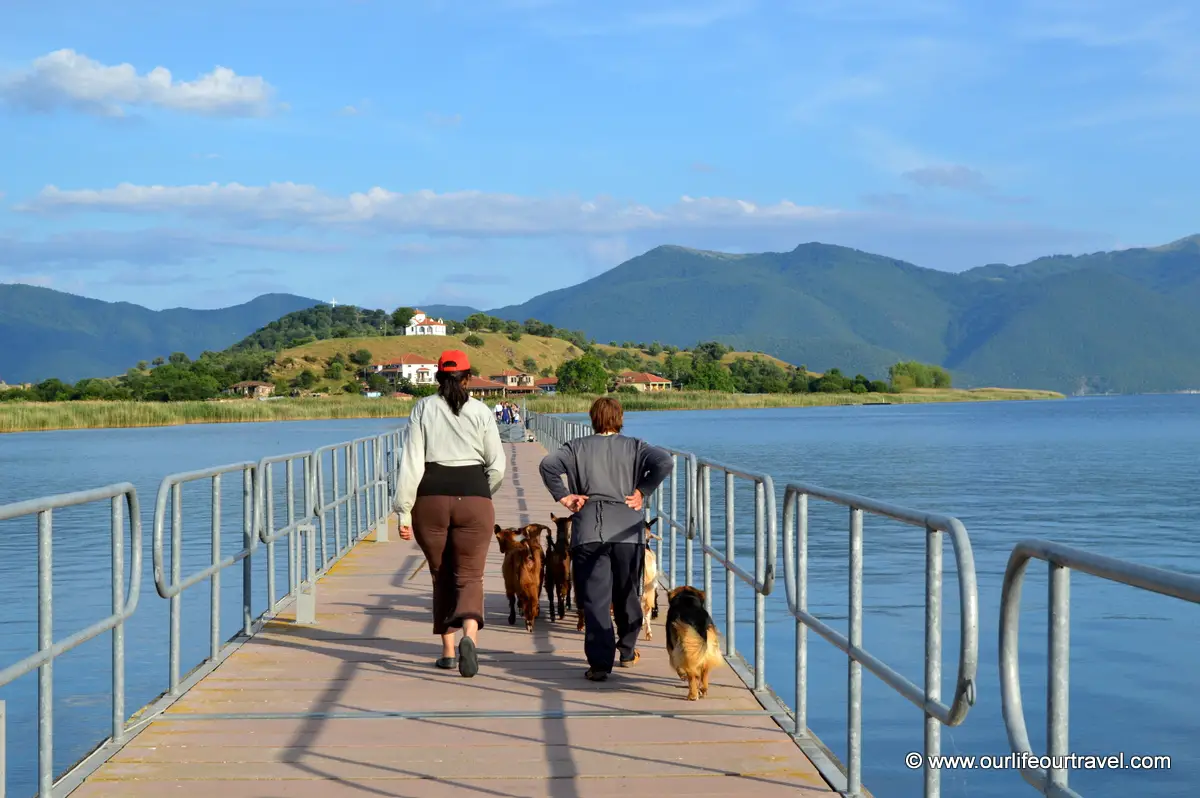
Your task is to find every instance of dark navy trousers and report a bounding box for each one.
[572,541,643,671]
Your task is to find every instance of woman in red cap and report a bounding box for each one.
[394,348,505,677]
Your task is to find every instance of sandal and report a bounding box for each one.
[584,668,609,682]
[458,637,479,678]
[617,651,640,667]
[435,656,457,670]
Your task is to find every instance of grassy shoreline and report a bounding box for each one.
[0,387,1063,434]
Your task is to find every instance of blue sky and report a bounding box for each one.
[1,0,1197,311]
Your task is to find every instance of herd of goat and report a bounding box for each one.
[492,516,661,635]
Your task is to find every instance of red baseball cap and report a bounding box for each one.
[438,349,471,371]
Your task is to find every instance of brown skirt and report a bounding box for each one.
[411,495,495,634]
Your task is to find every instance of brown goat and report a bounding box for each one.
[495,524,547,631]
[545,514,573,621]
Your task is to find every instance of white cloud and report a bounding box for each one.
[16,181,846,237]
[0,49,277,117]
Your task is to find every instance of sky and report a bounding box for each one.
[1,0,1197,311]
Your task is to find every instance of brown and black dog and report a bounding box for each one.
[494,524,548,631]
[665,585,724,700]
[545,514,573,621]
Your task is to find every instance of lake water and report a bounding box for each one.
[1,398,1198,796]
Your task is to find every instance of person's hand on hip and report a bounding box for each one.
[559,494,588,513]
[625,489,644,511]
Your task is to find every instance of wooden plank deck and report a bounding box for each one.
[76,442,834,797]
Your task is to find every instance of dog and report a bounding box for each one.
[665,585,723,700]
[495,524,548,631]
[641,519,661,639]
[545,514,573,621]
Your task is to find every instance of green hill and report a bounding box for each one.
[0,286,321,384]
[486,237,1200,394]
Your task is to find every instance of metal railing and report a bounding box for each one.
[153,462,258,696]
[999,540,1200,798]
[0,427,405,797]
[782,483,979,798]
[527,410,979,797]
[0,485,141,798]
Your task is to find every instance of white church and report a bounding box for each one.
[403,310,447,336]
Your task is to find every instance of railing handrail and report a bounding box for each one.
[782,482,979,724]
[0,484,142,687]
[999,538,1200,797]
[151,461,259,600]
[0,481,142,797]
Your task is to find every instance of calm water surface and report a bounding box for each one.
[607,395,1200,798]
[2,398,1198,797]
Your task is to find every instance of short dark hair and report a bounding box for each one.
[589,397,623,433]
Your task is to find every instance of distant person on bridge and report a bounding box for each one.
[538,397,674,681]
[394,348,506,678]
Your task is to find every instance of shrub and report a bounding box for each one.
[464,333,485,348]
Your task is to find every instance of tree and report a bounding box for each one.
[464,333,485,348]
[366,373,390,393]
[324,363,345,380]
[522,357,538,373]
[464,313,490,331]
[350,349,373,366]
[557,355,609,394]
[888,361,952,391]
[508,331,522,342]
[684,360,736,392]
[391,306,415,330]
[293,369,318,390]
[152,356,165,367]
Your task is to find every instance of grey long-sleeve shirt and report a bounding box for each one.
[538,433,674,546]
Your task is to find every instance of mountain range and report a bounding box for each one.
[4,235,1200,393]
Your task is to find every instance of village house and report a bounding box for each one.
[402,310,447,336]
[488,370,536,394]
[369,354,438,385]
[226,381,275,399]
[535,376,558,394]
[465,375,506,398]
[615,371,672,392]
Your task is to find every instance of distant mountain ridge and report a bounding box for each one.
[0,287,322,383]
[483,236,1200,394]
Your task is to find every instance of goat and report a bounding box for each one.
[545,514,573,621]
[641,518,661,639]
[495,524,547,631]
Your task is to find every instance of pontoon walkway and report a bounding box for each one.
[74,443,834,796]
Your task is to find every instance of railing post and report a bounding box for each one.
[686,456,695,587]
[242,467,253,637]
[331,447,343,554]
[266,464,277,608]
[724,471,735,658]
[848,507,863,797]
[669,460,678,590]
[753,479,766,692]
[1048,563,1071,792]
[210,474,221,662]
[37,509,52,798]
[170,483,182,694]
[796,492,808,738]
[924,523,943,798]
[285,458,296,597]
[295,524,318,624]
[375,439,391,543]
[111,495,125,744]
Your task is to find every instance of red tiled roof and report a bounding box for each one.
[535,376,558,385]
[465,376,505,389]
[492,369,527,377]
[619,371,670,383]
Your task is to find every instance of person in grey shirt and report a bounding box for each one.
[539,397,674,680]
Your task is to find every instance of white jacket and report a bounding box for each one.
[394,394,505,527]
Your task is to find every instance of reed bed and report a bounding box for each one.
[0,387,1061,434]
[0,397,412,434]
[522,387,1062,414]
